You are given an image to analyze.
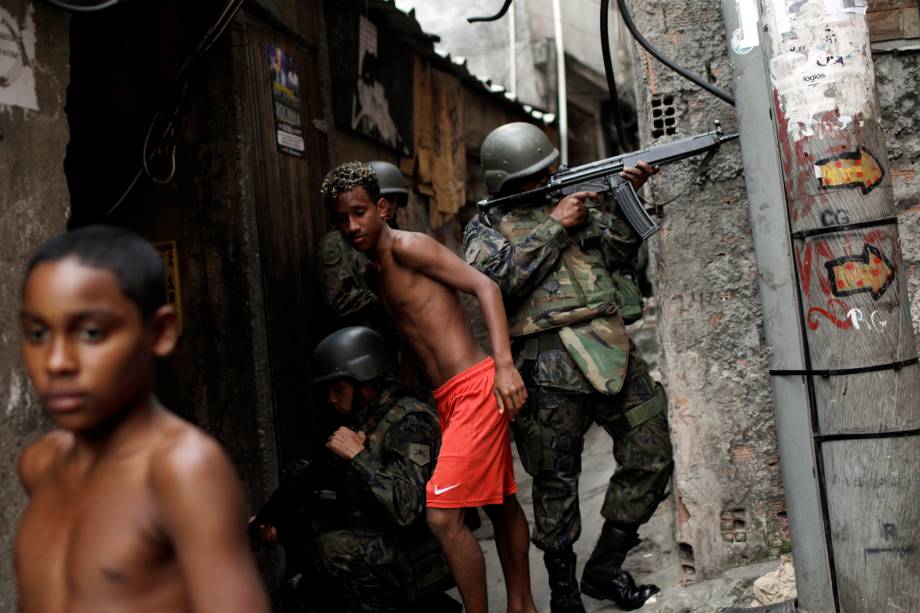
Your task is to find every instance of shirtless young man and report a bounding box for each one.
[322,162,537,613]
[14,225,270,613]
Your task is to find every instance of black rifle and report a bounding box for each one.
[478,122,738,238]
[249,456,341,549]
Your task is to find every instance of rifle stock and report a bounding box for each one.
[477,122,738,238]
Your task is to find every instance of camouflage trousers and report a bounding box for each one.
[513,352,674,553]
[318,529,406,613]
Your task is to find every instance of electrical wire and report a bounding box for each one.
[600,0,630,153]
[617,0,735,106]
[467,0,514,23]
[45,0,120,12]
[107,0,245,217]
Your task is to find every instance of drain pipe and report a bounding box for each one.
[508,1,517,97]
[551,0,568,164]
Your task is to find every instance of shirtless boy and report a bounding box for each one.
[322,162,537,613]
[14,226,270,613]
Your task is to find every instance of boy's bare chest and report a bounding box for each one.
[377,261,426,314]
[16,465,172,609]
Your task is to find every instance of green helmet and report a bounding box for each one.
[369,161,408,205]
[481,122,559,194]
[311,327,393,384]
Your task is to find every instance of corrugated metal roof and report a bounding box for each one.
[365,0,554,125]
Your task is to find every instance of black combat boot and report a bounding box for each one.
[580,523,659,611]
[544,550,587,613]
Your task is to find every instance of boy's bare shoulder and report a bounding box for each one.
[148,412,243,518]
[391,230,440,262]
[18,430,72,494]
[149,413,234,488]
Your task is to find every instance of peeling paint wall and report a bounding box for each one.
[0,1,69,607]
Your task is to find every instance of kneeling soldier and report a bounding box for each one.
[311,326,457,613]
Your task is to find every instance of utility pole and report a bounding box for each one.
[722,1,920,611]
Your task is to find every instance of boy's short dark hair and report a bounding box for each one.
[321,161,381,210]
[25,225,167,320]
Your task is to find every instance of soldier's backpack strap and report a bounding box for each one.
[368,398,435,456]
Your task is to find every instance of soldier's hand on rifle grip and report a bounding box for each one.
[326,427,368,461]
[620,161,659,190]
[551,191,598,228]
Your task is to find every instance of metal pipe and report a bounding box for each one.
[551,0,568,164]
[718,4,837,609]
[509,1,517,97]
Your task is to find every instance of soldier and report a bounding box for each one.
[253,326,458,613]
[318,160,408,324]
[463,122,674,612]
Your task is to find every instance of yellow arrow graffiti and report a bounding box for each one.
[814,146,884,194]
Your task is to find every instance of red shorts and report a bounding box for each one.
[426,357,518,508]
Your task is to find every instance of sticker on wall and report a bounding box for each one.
[267,43,305,158]
[154,241,183,335]
[0,4,38,110]
[732,0,760,54]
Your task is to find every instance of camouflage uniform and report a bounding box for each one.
[318,230,378,322]
[463,201,674,553]
[317,384,451,613]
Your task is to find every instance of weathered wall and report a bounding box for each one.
[875,48,920,341]
[0,1,70,606]
[629,0,786,580]
[631,0,920,581]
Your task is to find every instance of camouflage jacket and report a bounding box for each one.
[318,230,378,319]
[345,385,441,531]
[463,200,641,395]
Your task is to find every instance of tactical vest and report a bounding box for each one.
[499,206,621,337]
[354,397,453,601]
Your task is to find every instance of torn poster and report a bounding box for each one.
[0,4,38,110]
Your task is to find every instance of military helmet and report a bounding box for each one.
[481,122,559,194]
[369,160,408,200]
[311,326,394,384]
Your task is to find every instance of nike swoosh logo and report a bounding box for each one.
[433,483,461,495]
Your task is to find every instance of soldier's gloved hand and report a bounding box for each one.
[551,191,598,228]
[326,427,368,461]
[620,160,659,190]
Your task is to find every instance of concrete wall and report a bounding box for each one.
[0,1,70,607]
[629,0,786,580]
[630,0,920,581]
[875,48,920,342]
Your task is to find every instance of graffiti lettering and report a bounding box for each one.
[807,299,852,330]
[883,523,898,541]
[820,208,851,227]
[847,308,889,331]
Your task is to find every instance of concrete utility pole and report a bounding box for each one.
[722,1,920,611]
